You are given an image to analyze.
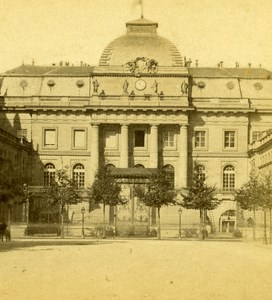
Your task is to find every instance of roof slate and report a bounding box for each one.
[4,65,272,79]
[4,65,94,76]
[189,67,272,79]
[5,65,56,75]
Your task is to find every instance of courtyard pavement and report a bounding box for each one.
[0,237,272,300]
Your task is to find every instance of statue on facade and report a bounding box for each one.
[181,80,188,95]
[93,79,99,94]
[123,80,129,94]
[151,80,158,94]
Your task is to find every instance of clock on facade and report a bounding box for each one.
[135,79,147,91]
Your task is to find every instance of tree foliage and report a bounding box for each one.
[44,167,81,212]
[89,165,127,208]
[180,163,219,211]
[135,169,177,209]
[0,159,26,207]
[260,172,272,209]
[235,170,261,210]
[135,168,177,239]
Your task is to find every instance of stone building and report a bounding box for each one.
[0,126,32,223]
[1,17,272,235]
[249,130,272,175]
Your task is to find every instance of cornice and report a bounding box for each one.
[92,73,189,78]
[39,151,91,156]
[191,152,249,158]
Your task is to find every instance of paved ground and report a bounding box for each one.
[0,238,272,300]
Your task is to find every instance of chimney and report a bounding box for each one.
[220,61,223,68]
[248,63,252,68]
[32,59,35,66]
[195,60,199,68]
[259,63,262,68]
[235,62,239,68]
[217,63,220,68]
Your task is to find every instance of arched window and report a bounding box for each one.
[223,165,235,191]
[105,164,116,171]
[73,164,85,188]
[196,164,206,181]
[44,163,55,186]
[134,164,145,168]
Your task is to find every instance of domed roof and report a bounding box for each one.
[99,18,183,67]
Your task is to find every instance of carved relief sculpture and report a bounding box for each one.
[151,80,158,94]
[123,79,129,94]
[181,80,188,95]
[93,79,99,94]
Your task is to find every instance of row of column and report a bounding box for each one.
[90,123,188,187]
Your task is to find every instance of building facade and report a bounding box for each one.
[1,17,272,235]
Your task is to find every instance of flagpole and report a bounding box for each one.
[141,0,144,18]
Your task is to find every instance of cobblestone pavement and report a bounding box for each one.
[0,238,272,300]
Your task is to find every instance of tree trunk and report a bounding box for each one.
[60,212,64,239]
[253,207,256,241]
[157,207,161,240]
[114,206,118,237]
[7,206,11,228]
[200,209,206,240]
[269,207,272,244]
[103,203,106,238]
[263,209,268,244]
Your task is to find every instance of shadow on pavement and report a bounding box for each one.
[0,238,127,252]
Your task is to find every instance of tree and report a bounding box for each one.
[135,169,177,239]
[89,165,127,237]
[235,170,261,240]
[42,167,81,238]
[180,162,219,240]
[0,159,27,225]
[259,172,272,244]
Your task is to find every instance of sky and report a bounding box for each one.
[0,0,272,73]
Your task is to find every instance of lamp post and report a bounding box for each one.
[81,207,85,238]
[178,208,182,239]
[23,183,30,236]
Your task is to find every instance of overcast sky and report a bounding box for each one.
[0,0,271,73]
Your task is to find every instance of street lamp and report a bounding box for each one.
[178,208,182,239]
[81,207,85,238]
[23,183,29,227]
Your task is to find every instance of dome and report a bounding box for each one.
[99,18,183,67]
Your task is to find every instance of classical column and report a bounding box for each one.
[150,124,159,168]
[90,123,99,180]
[179,124,188,187]
[120,124,129,168]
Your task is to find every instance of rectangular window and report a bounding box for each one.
[73,129,86,148]
[135,130,145,147]
[224,131,235,148]
[223,173,235,190]
[252,131,263,143]
[163,131,174,148]
[105,130,117,149]
[195,131,206,148]
[44,129,56,147]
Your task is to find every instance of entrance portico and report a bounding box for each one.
[90,120,189,189]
